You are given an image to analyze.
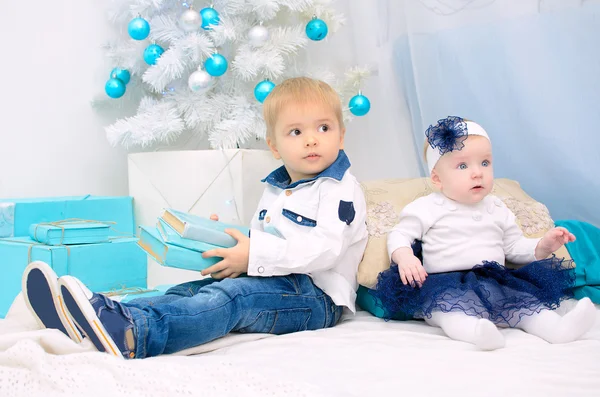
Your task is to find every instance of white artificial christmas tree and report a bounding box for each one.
[93,0,371,150]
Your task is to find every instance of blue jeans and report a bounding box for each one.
[123,274,343,358]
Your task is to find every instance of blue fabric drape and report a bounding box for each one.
[394,3,599,226]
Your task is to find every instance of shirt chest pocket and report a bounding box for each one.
[258,209,267,221]
[282,203,318,228]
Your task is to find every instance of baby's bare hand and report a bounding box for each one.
[392,249,427,288]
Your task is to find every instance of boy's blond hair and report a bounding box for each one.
[263,77,344,140]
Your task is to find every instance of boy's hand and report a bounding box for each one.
[535,227,575,260]
[391,247,427,288]
[209,214,219,221]
[201,229,250,279]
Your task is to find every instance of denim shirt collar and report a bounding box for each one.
[262,150,350,189]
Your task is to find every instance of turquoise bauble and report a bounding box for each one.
[349,94,371,116]
[105,78,126,98]
[200,7,220,30]
[143,44,164,65]
[305,18,328,41]
[254,80,276,103]
[128,17,150,40]
[205,54,228,77]
[110,68,131,85]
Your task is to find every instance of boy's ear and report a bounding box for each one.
[266,137,281,160]
[430,169,442,190]
[339,127,346,149]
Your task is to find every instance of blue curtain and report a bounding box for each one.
[394,3,600,226]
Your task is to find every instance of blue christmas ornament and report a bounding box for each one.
[110,67,131,85]
[349,93,371,116]
[143,44,164,65]
[200,7,220,30]
[105,78,126,99]
[305,17,328,41]
[254,80,276,103]
[128,17,150,40]
[204,53,228,77]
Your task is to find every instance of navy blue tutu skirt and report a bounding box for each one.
[369,256,575,327]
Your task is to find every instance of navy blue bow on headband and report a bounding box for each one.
[425,116,469,156]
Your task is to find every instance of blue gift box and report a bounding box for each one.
[0,237,147,318]
[0,196,136,238]
[29,221,112,245]
[106,284,175,303]
[138,225,221,272]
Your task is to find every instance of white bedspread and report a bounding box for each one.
[1,294,599,397]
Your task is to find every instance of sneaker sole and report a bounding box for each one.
[22,261,83,343]
[59,277,123,359]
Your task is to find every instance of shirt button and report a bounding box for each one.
[258,266,265,274]
[472,211,482,221]
[296,216,303,222]
[265,216,271,223]
[285,190,292,196]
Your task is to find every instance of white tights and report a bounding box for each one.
[424,297,595,350]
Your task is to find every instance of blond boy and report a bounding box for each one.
[22,77,368,358]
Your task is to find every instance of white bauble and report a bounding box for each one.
[248,25,270,48]
[188,69,213,92]
[179,9,202,32]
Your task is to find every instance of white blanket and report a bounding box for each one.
[1,294,599,397]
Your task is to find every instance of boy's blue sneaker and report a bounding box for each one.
[22,261,84,343]
[58,275,137,359]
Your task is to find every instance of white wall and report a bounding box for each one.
[338,1,421,181]
[0,0,129,199]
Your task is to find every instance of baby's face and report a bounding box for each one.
[433,136,494,204]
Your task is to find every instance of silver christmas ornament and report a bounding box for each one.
[179,8,202,32]
[188,69,213,92]
[248,25,270,48]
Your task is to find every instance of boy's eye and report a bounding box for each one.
[458,163,467,170]
[289,129,301,136]
[482,160,490,167]
[318,124,329,133]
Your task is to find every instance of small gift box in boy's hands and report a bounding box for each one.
[137,209,254,282]
[159,208,250,248]
[137,225,222,272]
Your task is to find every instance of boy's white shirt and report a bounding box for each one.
[247,151,368,313]
[387,192,541,274]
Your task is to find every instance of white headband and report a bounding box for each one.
[425,119,490,174]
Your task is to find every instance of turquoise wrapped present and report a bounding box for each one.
[29,220,112,245]
[0,237,147,318]
[356,285,413,321]
[104,284,175,303]
[0,196,135,238]
[138,225,221,272]
[0,203,14,238]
